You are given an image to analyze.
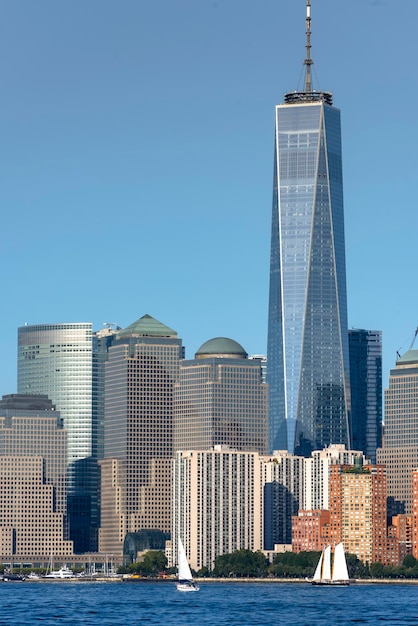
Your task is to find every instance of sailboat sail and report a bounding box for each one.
[178,538,193,582]
[312,551,323,582]
[176,538,199,591]
[322,545,331,581]
[332,542,349,582]
[310,543,349,586]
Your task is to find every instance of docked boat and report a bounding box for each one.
[176,538,199,592]
[45,565,75,579]
[310,543,349,586]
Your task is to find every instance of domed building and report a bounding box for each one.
[173,337,268,454]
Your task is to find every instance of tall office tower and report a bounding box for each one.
[173,338,268,454]
[412,469,418,558]
[92,325,120,462]
[262,451,305,549]
[267,1,350,455]
[349,329,382,463]
[17,323,95,552]
[328,460,387,565]
[99,314,183,557]
[0,394,73,559]
[377,350,418,516]
[172,447,263,572]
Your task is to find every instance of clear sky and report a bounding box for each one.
[1,0,417,399]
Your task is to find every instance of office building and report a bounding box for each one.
[173,338,268,454]
[172,447,263,572]
[412,469,418,558]
[99,314,183,557]
[377,350,418,516]
[267,1,351,454]
[17,323,95,552]
[349,329,382,463]
[0,394,73,558]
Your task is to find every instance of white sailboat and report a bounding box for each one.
[310,543,349,586]
[176,538,199,592]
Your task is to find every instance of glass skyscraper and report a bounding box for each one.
[349,329,382,463]
[267,3,350,455]
[17,323,95,552]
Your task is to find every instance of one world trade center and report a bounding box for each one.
[267,1,351,456]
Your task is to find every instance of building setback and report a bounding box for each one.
[267,1,350,455]
[0,394,72,558]
[99,314,182,557]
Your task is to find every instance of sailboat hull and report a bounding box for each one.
[176,582,200,592]
[311,579,349,586]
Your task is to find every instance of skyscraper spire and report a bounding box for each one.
[304,0,313,93]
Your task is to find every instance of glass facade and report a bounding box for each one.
[17,323,95,552]
[267,99,351,455]
[349,329,382,463]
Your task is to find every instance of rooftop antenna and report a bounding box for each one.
[304,0,313,93]
[284,0,332,105]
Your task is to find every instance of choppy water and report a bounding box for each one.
[0,580,417,625]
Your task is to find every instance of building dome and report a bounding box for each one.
[195,337,247,359]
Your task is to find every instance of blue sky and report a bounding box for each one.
[1,0,417,398]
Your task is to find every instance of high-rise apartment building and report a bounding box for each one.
[99,314,182,557]
[349,329,382,463]
[304,444,366,511]
[173,337,268,454]
[0,394,73,558]
[17,323,95,552]
[172,447,264,571]
[328,461,387,565]
[262,451,305,548]
[267,1,350,455]
[377,349,418,516]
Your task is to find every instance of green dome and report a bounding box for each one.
[195,337,247,359]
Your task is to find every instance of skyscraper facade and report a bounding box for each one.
[349,329,382,463]
[172,447,264,571]
[377,349,418,516]
[267,2,351,455]
[17,323,95,552]
[0,394,73,559]
[173,337,268,454]
[99,314,183,557]
[328,461,387,565]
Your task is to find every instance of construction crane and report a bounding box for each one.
[409,327,418,350]
[396,327,418,360]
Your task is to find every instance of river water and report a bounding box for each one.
[0,580,417,625]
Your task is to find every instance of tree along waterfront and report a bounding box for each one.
[120,549,418,581]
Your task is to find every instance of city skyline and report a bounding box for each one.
[1,1,417,400]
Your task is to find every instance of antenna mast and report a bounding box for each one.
[304,0,313,93]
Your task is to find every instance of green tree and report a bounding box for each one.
[213,549,268,578]
[403,554,416,568]
[369,561,384,578]
[130,550,167,576]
